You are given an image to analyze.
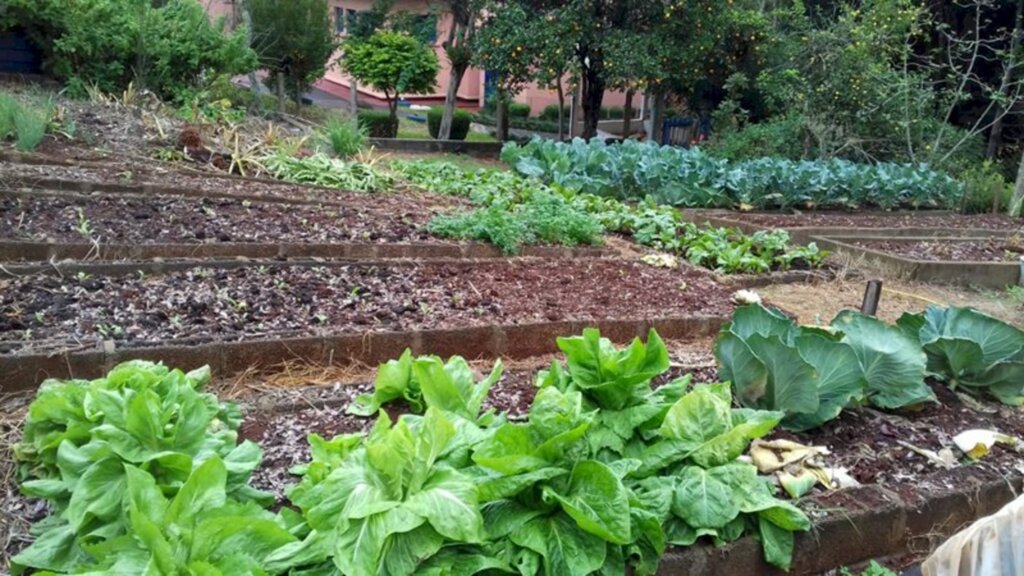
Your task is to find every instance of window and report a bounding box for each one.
[414,14,437,44]
[335,7,346,34]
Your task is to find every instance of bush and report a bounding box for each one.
[357,110,398,138]
[601,106,625,120]
[539,104,569,121]
[508,102,531,118]
[3,0,256,102]
[959,161,1012,215]
[426,107,471,140]
[321,117,366,157]
[709,114,811,162]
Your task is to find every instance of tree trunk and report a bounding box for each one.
[276,71,286,115]
[650,90,666,145]
[439,65,467,140]
[496,91,509,142]
[581,65,605,140]
[556,80,565,141]
[350,79,359,119]
[1011,146,1024,217]
[622,89,634,137]
[239,4,262,113]
[986,0,1024,159]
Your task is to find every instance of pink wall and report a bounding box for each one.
[204,0,627,115]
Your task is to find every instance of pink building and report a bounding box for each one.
[205,0,629,117]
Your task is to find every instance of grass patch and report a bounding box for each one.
[397,116,496,142]
[321,116,366,158]
[0,91,53,152]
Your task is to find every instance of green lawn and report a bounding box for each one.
[396,116,497,142]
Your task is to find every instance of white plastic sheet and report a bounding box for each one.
[922,493,1024,576]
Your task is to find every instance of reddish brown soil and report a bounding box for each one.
[711,211,1023,231]
[0,259,731,355]
[850,238,1024,262]
[0,192,442,245]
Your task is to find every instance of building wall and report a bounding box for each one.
[204,0,628,116]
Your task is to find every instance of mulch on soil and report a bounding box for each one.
[0,191,444,245]
[850,238,1024,262]
[0,160,459,209]
[709,211,1024,231]
[0,259,732,355]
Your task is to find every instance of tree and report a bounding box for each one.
[246,0,336,106]
[472,2,541,141]
[341,31,439,135]
[437,0,484,140]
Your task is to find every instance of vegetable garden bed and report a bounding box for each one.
[0,160,409,207]
[814,236,1023,288]
[684,209,1020,245]
[848,237,1024,263]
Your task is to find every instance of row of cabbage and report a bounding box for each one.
[501,138,964,211]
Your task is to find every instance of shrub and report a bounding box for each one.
[601,106,625,120]
[426,106,471,140]
[0,93,17,139]
[508,102,531,118]
[357,109,398,138]
[539,104,569,121]
[959,161,1011,215]
[709,114,811,161]
[321,116,366,158]
[3,0,256,102]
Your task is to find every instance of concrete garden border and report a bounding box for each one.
[367,138,504,158]
[661,470,1021,575]
[680,209,1010,244]
[0,240,612,270]
[812,236,1022,289]
[0,315,725,393]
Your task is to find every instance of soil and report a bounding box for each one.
[0,259,731,355]
[0,159,460,209]
[850,238,1024,263]
[708,211,1024,232]
[0,191,444,246]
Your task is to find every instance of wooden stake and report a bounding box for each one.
[861,280,883,316]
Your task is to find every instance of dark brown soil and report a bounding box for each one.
[850,238,1024,262]
[0,259,731,355]
[0,191,442,245]
[0,160,461,208]
[711,211,1024,231]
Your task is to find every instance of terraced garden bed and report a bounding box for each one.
[848,237,1024,263]
[0,259,730,356]
[0,190,446,245]
[706,210,1021,231]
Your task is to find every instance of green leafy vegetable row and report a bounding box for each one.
[717,304,1024,431]
[280,328,808,574]
[14,331,810,575]
[391,159,826,272]
[502,138,964,211]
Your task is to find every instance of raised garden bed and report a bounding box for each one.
[0,189,444,245]
[232,363,1024,575]
[0,159,420,207]
[683,209,1021,244]
[814,236,1023,289]
[848,237,1024,263]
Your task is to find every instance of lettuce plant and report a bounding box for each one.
[12,361,271,575]
[348,350,503,422]
[899,306,1024,404]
